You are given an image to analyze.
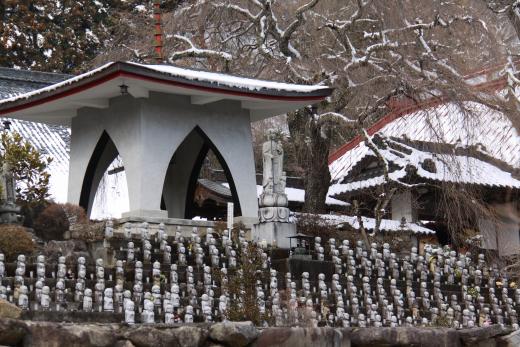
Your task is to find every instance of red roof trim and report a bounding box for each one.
[0,72,120,116]
[328,77,508,164]
[463,59,520,80]
[0,64,329,117]
[117,71,327,102]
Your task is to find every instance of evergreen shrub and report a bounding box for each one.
[33,203,87,241]
[0,225,35,261]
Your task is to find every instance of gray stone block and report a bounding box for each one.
[252,222,296,248]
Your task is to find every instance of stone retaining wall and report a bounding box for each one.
[0,318,518,347]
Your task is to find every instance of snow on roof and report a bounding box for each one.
[0,67,70,89]
[0,63,113,105]
[329,139,520,197]
[127,62,330,93]
[329,170,406,197]
[329,101,520,186]
[292,213,436,234]
[0,61,330,107]
[198,178,233,197]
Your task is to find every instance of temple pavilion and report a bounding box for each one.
[0,62,332,227]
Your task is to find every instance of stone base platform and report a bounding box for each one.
[0,318,514,347]
[251,222,296,249]
[112,216,258,238]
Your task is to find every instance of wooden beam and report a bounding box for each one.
[108,166,125,175]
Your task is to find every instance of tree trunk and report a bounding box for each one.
[287,107,331,214]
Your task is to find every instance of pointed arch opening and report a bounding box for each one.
[162,126,242,220]
[79,131,129,218]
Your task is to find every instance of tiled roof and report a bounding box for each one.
[329,137,520,197]
[0,67,71,201]
[329,101,520,191]
[198,178,232,197]
[0,67,70,99]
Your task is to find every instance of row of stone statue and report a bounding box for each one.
[0,223,518,328]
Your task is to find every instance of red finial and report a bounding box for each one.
[153,0,163,63]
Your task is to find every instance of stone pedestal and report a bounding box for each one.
[121,209,168,219]
[258,206,290,222]
[0,204,22,224]
[252,222,296,249]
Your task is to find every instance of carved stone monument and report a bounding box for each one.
[252,130,296,248]
[0,162,22,224]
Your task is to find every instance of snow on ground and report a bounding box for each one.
[292,213,436,234]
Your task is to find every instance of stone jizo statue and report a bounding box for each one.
[257,130,289,222]
[0,161,21,224]
[0,162,16,204]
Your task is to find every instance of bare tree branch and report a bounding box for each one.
[169,34,232,62]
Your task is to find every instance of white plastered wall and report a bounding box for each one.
[68,92,259,221]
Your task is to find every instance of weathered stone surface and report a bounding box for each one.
[497,329,520,347]
[0,318,26,346]
[113,340,136,347]
[172,326,208,347]
[0,318,512,347]
[44,240,87,263]
[350,327,460,347]
[124,326,180,347]
[468,338,496,347]
[252,327,349,347]
[209,321,259,347]
[22,310,123,323]
[23,321,119,347]
[0,299,22,319]
[459,325,507,345]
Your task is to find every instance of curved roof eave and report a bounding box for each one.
[0,61,333,118]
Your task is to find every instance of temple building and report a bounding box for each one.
[328,81,520,255]
[0,62,332,230]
